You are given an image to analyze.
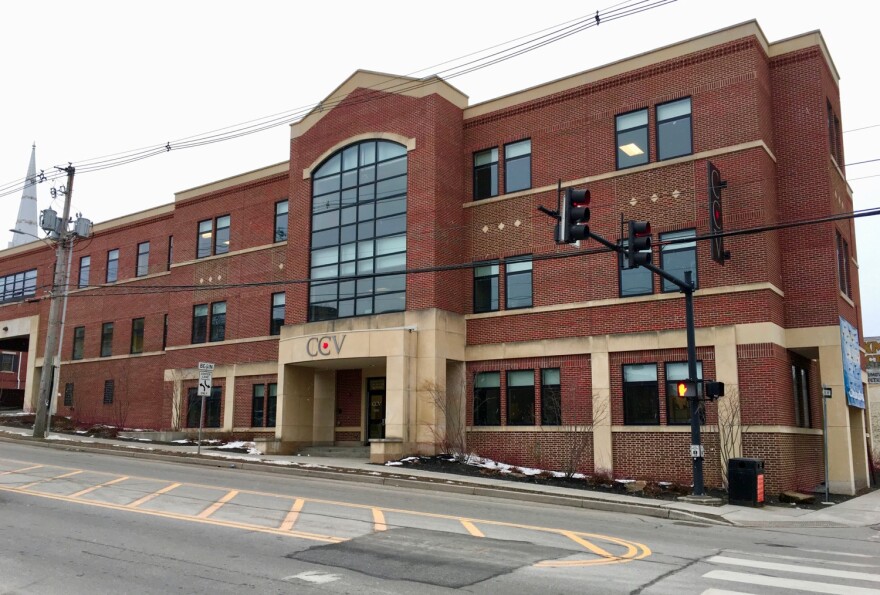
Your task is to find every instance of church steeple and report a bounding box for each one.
[9,144,40,247]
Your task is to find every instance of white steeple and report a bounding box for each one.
[9,144,40,247]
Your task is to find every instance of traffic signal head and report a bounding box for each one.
[707,161,728,265]
[675,380,698,399]
[705,381,725,400]
[625,220,652,269]
[557,187,591,244]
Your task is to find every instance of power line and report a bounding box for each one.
[844,123,880,134]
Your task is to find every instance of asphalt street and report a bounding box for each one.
[0,441,878,594]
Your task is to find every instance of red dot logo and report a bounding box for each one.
[322,342,329,349]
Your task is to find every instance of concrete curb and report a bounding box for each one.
[0,432,737,525]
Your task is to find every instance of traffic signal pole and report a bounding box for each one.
[587,230,705,496]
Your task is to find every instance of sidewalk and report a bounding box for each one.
[1,425,877,529]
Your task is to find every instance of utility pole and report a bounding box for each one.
[32,166,74,438]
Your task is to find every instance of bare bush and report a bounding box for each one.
[536,395,608,479]
[422,376,475,464]
[702,387,747,489]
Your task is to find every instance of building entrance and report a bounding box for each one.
[367,377,386,441]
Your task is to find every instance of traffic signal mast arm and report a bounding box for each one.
[585,229,694,292]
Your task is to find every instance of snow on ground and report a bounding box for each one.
[216,441,262,456]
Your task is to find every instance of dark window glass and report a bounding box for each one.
[473,148,498,200]
[72,327,85,360]
[616,109,649,169]
[837,231,851,297]
[309,140,406,321]
[192,304,208,344]
[106,249,119,283]
[661,230,697,292]
[0,353,16,372]
[162,314,168,351]
[136,242,150,277]
[827,100,843,164]
[103,379,114,404]
[541,368,561,426]
[792,363,811,428]
[275,200,289,242]
[167,236,173,270]
[619,240,652,297]
[665,361,703,425]
[210,302,226,342]
[504,140,531,193]
[64,382,74,407]
[130,318,145,354]
[186,386,221,428]
[0,269,37,303]
[507,370,535,426]
[267,383,277,427]
[78,256,90,288]
[505,256,532,309]
[197,220,212,258]
[270,292,285,336]
[251,384,265,427]
[473,262,499,313]
[656,98,692,160]
[623,364,658,425]
[474,372,500,426]
[215,216,230,255]
[100,322,113,357]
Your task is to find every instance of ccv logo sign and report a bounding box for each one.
[306,335,346,356]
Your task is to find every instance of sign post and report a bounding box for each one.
[197,362,215,455]
[822,384,832,503]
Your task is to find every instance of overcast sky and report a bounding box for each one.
[1,1,877,336]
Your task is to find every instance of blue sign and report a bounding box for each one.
[840,317,865,409]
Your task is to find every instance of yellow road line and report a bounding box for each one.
[0,484,343,543]
[372,508,387,532]
[280,498,305,531]
[461,520,484,537]
[561,530,615,559]
[19,469,83,490]
[128,482,181,508]
[69,475,129,498]
[0,464,43,476]
[198,489,239,519]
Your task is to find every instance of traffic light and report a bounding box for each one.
[625,220,651,269]
[707,161,728,265]
[557,187,590,244]
[675,380,698,399]
[705,381,725,400]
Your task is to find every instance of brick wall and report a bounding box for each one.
[335,369,362,428]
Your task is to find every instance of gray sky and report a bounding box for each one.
[1,0,877,335]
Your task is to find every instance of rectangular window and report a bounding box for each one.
[167,236,173,270]
[72,326,85,360]
[210,302,227,342]
[275,200,289,242]
[63,382,74,407]
[541,368,562,426]
[0,353,17,372]
[474,371,501,426]
[106,249,119,283]
[623,364,659,425]
[473,262,499,313]
[616,108,649,169]
[197,220,213,258]
[186,386,221,428]
[836,231,851,297]
[504,139,531,193]
[473,148,498,200]
[505,256,532,310]
[619,239,653,297]
[827,100,843,164]
[252,384,265,427]
[100,322,113,357]
[103,379,114,405]
[270,292,285,336]
[192,304,208,344]
[78,256,90,288]
[507,370,535,426]
[665,361,704,425]
[215,215,230,255]
[136,242,150,277]
[267,383,277,427]
[162,313,168,350]
[130,317,145,354]
[661,229,697,292]
[656,97,692,160]
[792,363,811,428]
[0,269,37,303]
[198,216,231,258]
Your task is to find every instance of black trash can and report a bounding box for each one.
[728,458,765,507]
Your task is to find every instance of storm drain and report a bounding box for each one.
[289,527,571,588]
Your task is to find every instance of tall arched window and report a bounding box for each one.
[309,140,407,321]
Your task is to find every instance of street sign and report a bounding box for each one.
[822,385,832,399]
[690,444,704,458]
[197,362,214,397]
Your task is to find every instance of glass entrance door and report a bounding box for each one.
[367,377,386,440]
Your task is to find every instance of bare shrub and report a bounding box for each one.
[701,387,747,490]
[536,395,608,479]
[422,377,475,464]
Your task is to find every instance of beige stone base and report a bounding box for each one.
[369,438,406,463]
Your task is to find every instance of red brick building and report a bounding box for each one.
[0,21,871,495]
